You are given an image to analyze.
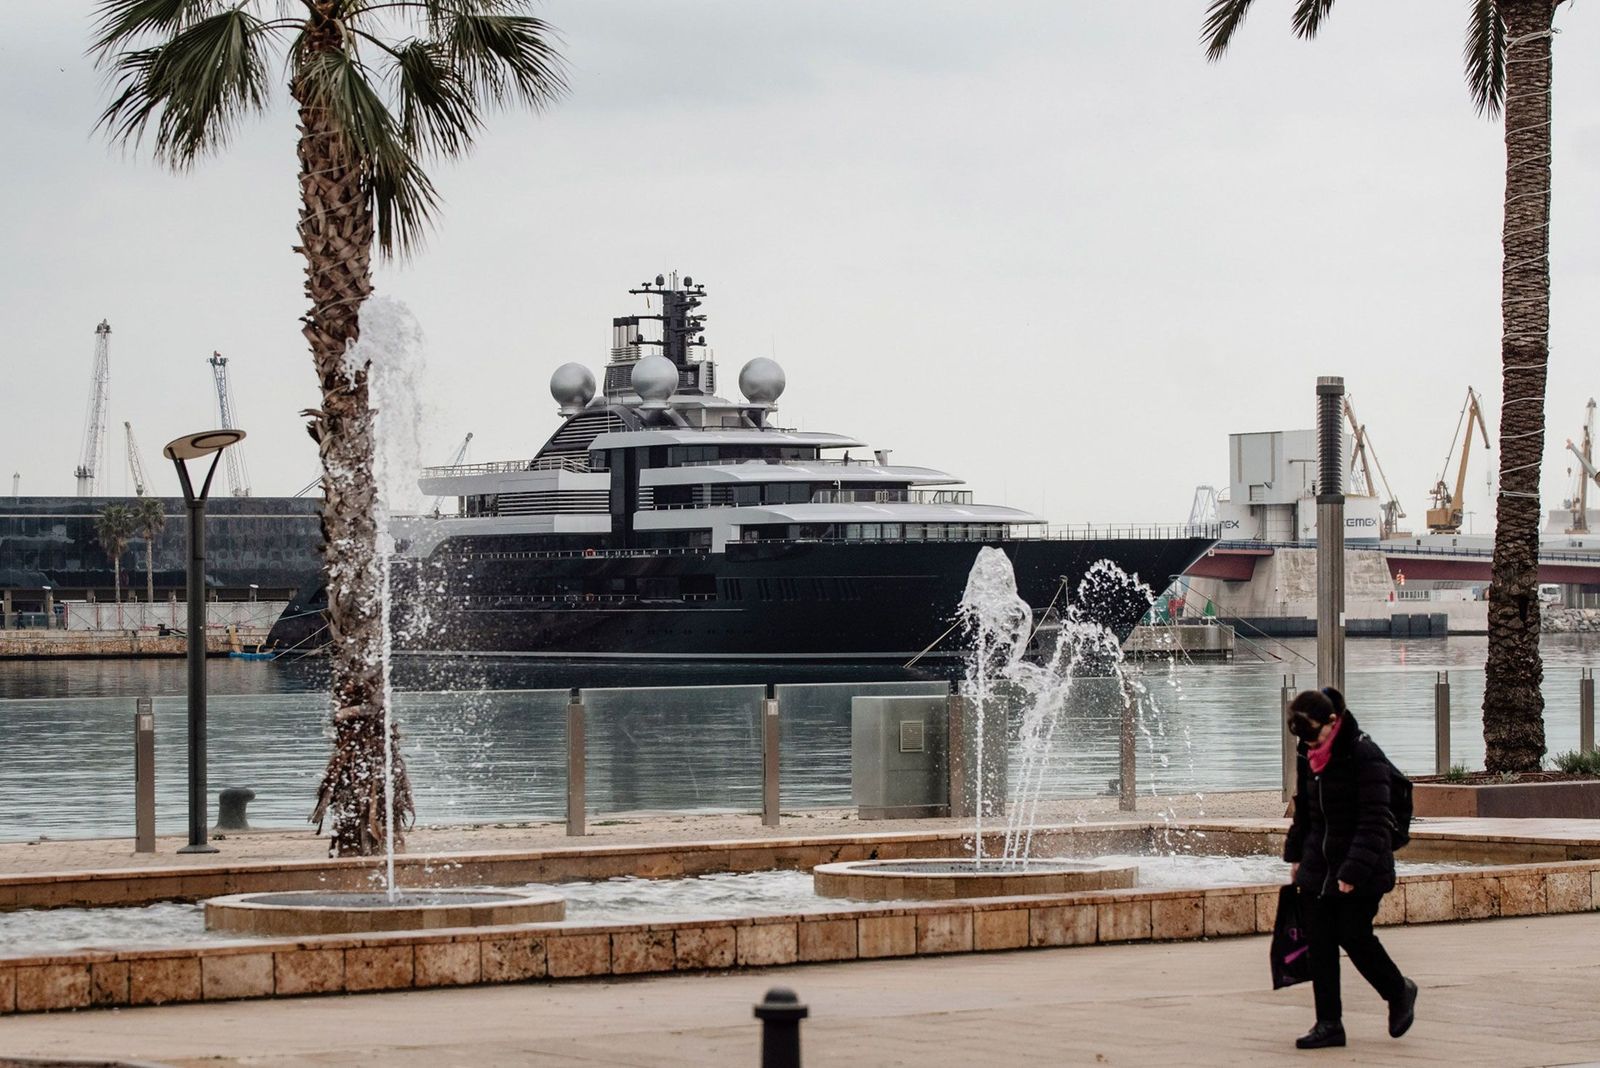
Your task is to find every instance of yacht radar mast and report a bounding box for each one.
[605,273,714,399]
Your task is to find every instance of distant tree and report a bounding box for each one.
[132,496,167,604]
[92,0,566,854]
[94,504,137,604]
[1203,0,1568,772]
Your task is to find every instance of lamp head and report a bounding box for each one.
[163,429,246,461]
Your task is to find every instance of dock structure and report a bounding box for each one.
[1123,621,1235,661]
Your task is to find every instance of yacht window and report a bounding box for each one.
[926,523,946,540]
[732,485,760,506]
[905,523,923,540]
[883,523,902,540]
[862,524,882,541]
[844,524,862,540]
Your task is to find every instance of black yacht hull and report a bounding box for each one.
[271,536,1213,661]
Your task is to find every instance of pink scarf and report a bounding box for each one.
[1308,716,1343,774]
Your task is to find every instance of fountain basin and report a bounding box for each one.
[204,889,564,937]
[813,858,1137,901]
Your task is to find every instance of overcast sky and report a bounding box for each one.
[3,2,1597,531]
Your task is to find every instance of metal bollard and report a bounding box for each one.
[1118,681,1137,813]
[135,697,155,853]
[1280,674,1296,803]
[566,688,586,837]
[1435,671,1452,775]
[754,987,808,1068]
[762,684,780,828]
[1582,668,1595,754]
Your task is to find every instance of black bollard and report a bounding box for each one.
[214,787,256,831]
[754,987,808,1068]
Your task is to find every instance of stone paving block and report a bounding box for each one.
[1097,900,1151,943]
[0,967,14,1014]
[344,946,414,993]
[1452,877,1501,920]
[1255,892,1277,934]
[1030,904,1097,947]
[481,936,546,982]
[1499,873,1547,917]
[972,909,1029,951]
[611,930,674,975]
[202,953,274,1001]
[274,949,344,995]
[1406,880,1453,924]
[1546,870,1593,914]
[798,919,858,962]
[16,964,90,1012]
[90,961,129,1007]
[858,915,916,958]
[130,957,201,1006]
[1375,886,1406,926]
[916,911,974,955]
[1203,893,1256,938]
[737,923,798,967]
[1151,896,1203,941]
[547,934,610,978]
[414,942,481,988]
[674,927,735,970]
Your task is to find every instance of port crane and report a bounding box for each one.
[74,321,112,496]
[1426,387,1491,534]
[208,352,252,496]
[431,433,474,516]
[1565,398,1597,534]
[1343,397,1406,539]
[124,422,153,497]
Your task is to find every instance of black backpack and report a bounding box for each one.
[1361,732,1413,850]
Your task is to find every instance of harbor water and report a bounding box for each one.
[0,635,1595,841]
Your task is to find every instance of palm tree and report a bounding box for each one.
[94,504,137,605]
[132,496,167,604]
[1203,0,1565,772]
[92,0,566,853]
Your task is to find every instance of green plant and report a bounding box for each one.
[1442,764,1471,784]
[1551,749,1600,776]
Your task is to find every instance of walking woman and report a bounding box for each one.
[1283,687,1417,1049]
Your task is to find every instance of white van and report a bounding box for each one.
[1538,584,1562,605]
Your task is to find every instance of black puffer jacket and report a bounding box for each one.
[1283,710,1397,897]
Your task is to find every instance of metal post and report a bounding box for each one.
[1118,683,1137,813]
[945,681,968,819]
[135,697,155,853]
[1315,376,1346,693]
[753,987,808,1068]
[1280,673,1297,803]
[566,688,586,837]
[2,589,12,630]
[178,495,216,853]
[1435,671,1452,776]
[1582,668,1595,754]
[762,684,780,828]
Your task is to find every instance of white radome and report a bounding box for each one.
[739,357,786,405]
[550,363,596,415]
[631,355,678,410]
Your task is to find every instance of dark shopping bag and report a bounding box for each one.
[1270,884,1312,989]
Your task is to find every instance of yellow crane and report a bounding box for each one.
[1344,397,1406,539]
[1565,397,1597,534]
[1427,387,1491,534]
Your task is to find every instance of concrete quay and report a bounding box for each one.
[1,912,1596,1066]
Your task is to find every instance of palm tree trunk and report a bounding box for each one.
[146,538,154,605]
[1483,0,1555,773]
[113,556,122,604]
[296,19,414,856]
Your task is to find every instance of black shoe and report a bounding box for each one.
[1296,1021,1347,1049]
[1388,978,1418,1038]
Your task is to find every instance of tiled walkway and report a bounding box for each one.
[2,911,1596,1066]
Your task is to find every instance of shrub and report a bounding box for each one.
[1551,749,1600,776]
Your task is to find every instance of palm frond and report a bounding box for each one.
[1290,0,1338,39]
[296,47,441,256]
[1464,0,1506,118]
[391,39,482,155]
[90,0,225,58]
[1202,0,1261,62]
[96,8,275,166]
[442,11,567,109]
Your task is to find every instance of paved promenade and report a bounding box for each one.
[2,912,1596,1066]
[0,790,1283,875]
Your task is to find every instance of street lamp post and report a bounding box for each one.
[163,429,246,855]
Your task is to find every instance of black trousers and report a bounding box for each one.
[1309,890,1406,1022]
